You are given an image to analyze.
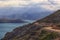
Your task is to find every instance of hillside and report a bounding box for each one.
[0,18,25,23]
[1,10,60,40]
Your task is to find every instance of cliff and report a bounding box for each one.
[1,10,60,40]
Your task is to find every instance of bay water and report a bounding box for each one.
[0,20,35,39]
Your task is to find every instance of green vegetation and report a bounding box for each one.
[38,30,58,40]
[10,30,58,40]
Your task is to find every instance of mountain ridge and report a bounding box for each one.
[0,7,54,20]
[1,10,60,40]
[0,18,25,23]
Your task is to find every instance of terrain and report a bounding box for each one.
[1,10,60,40]
[0,18,25,23]
[0,7,53,20]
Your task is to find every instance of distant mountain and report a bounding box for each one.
[1,10,60,40]
[0,18,25,23]
[21,11,53,20]
[0,6,54,20]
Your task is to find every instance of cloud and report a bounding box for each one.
[0,0,31,1]
[0,1,30,7]
[0,0,60,10]
[48,0,60,9]
[0,0,50,6]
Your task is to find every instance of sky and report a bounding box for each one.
[0,0,60,10]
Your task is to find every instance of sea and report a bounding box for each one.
[0,20,35,39]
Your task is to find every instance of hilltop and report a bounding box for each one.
[1,10,60,40]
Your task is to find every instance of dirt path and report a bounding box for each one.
[44,27,60,33]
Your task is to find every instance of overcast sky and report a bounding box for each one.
[0,0,60,10]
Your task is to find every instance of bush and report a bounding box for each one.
[38,30,57,40]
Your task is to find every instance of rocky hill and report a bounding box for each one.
[1,10,60,40]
